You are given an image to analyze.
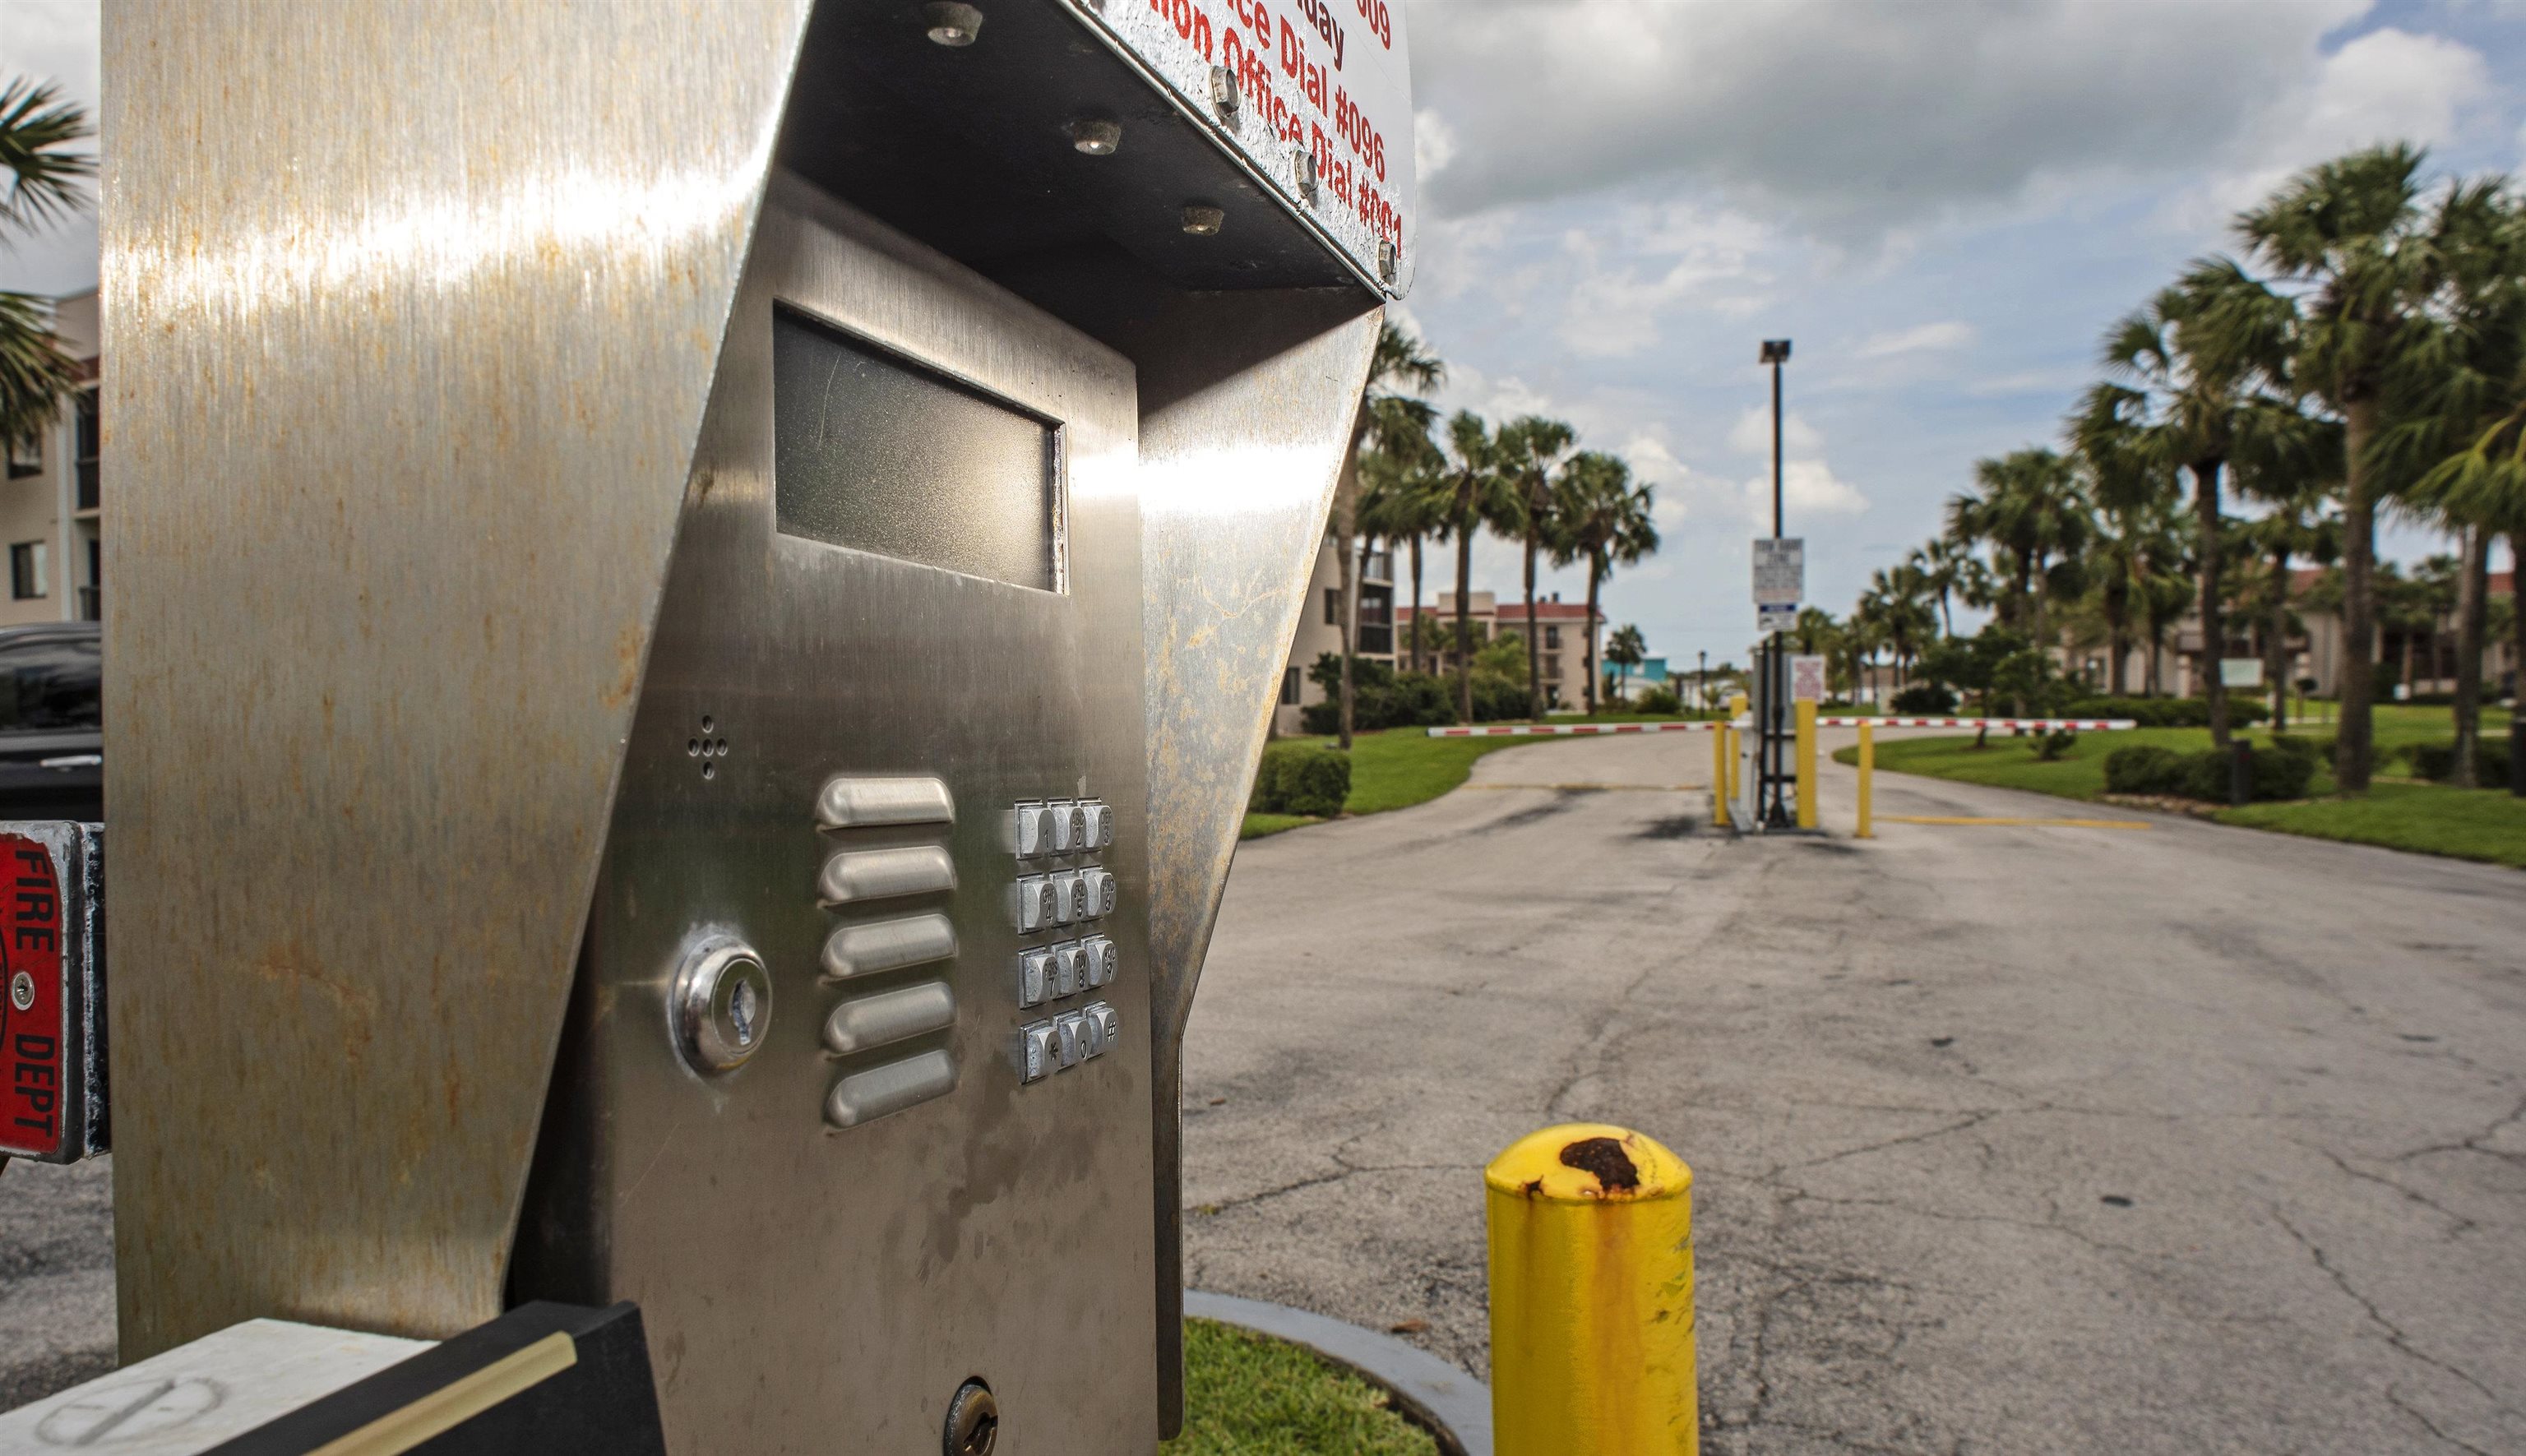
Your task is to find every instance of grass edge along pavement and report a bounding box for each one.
[1238,726,1601,839]
[1835,707,2526,871]
[1161,1317,1440,1456]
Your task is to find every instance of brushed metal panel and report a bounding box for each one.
[514,179,1158,1454]
[99,0,816,1355]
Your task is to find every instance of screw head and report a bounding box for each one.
[923,2,983,45]
[1181,204,1225,237]
[8,971,31,1012]
[1067,118,1122,156]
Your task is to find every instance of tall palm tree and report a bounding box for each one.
[1547,451,1659,714]
[1495,415,1578,719]
[0,78,94,453]
[1331,324,1445,748]
[1357,395,1443,676]
[1437,411,1514,723]
[1907,538,1966,638]
[2075,267,2288,748]
[2233,143,2454,789]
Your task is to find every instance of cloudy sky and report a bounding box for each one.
[4,1,2522,671]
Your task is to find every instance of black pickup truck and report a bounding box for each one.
[0,623,101,822]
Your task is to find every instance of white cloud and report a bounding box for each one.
[1549,203,1774,356]
[1853,321,1975,359]
[1407,0,2498,247]
[2157,26,2495,231]
[1739,460,1868,527]
[1727,407,1824,459]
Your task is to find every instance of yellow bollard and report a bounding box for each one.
[1488,1124,1696,1455]
[1794,700,1817,830]
[1856,721,1875,839]
[1710,725,1731,830]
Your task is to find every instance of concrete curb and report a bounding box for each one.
[1185,1290,1492,1456]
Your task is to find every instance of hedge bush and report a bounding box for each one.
[1251,742,1350,818]
[1891,683,1958,714]
[2104,742,2311,802]
[1632,686,1683,714]
[2404,740,2511,789]
[2062,696,2269,729]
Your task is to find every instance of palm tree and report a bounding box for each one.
[1548,451,1659,714]
[1603,624,1647,705]
[2233,143,2454,789]
[1859,565,1936,691]
[1495,415,1578,719]
[1946,448,2089,636]
[2075,267,2288,748]
[2408,344,2526,794]
[1437,411,1514,723]
[1331,324,1445,747]
[1357,395,1443,686]
[0,78,93,453]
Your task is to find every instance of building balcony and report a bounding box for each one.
[76,458,99,512]
[1357,625,1394,655]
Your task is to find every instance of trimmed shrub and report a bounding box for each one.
[2104,745,2186,795]
[1633,686,1682,715]
[2033,728,2078,761]
[2063,696,2269,729]
[1891,683,1958,714]
[2171,745,2315,803]
[1251,742,1351,817]
[2404,740,2511,789]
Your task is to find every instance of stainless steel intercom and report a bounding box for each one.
[101,1,1412,1450]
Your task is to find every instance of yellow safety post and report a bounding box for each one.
[1794,700,1817,830]
[1487,1124,1696,1456]
[1710,725,1731,829]
[1856,721,1875,839]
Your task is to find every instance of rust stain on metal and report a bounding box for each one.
[1559,1136,1641,1195]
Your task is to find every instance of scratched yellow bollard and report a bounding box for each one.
[1856,720,1876,839]
[1794,699,1818,829]
[1710,725,1731,829]
[1487,1124,1696,1456]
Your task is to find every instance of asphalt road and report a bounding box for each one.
[1180,730,2526,1454]
[3,732,2520,1453]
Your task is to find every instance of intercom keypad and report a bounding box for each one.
[813,776,962,1130]
[1008,795,1121,1087]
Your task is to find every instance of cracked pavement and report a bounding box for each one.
[1179,731,2526,1454]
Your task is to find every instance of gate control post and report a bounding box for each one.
[1856,721,1875,839]
[1487,1124,1696,1456]
[1794,700,1818,830]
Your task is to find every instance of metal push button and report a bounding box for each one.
[1054,1010,1087,1069]
[1013,801,1054,858]
[1080,934,1117,989]
[1080,800,1114,849]
[1016,949,1052,1008]
[1051,869,1087,925]
[819,845,956,906]
[816,775,954,830]
[1081,867,1117,920]
[1052,941,1085,998]
[1020,1020,1057,1084]
[1087,1002,1120,1059]
[1048,799,1084,853]
[1015,875,1056,932]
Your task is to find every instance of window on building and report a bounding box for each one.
[5,436,39,480]
[74,391,99,511]
[1281,667,1301,705]
[1323,587,1342,626]
[10,542,46,600]
[1544,625,1561,649]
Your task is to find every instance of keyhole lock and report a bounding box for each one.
[671,936,774,1075]
[943,1380,998,1456]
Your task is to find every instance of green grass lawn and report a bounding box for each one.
[1835,705,2524,870]
[1241,728,1594,838]
[1161,1318,1438,1456]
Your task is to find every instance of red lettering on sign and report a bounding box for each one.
[0,837,62,1158]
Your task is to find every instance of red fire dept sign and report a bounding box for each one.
[0,832,67,1159]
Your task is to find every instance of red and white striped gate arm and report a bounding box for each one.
[1815,717,2138,730]
[1423,720,1731,737]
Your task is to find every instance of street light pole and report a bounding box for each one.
[1758,339,1793,828]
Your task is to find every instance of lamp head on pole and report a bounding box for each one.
[1760,339,1792,365]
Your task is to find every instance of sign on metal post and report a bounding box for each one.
[2219,658,2265,688]
[1790,655,1826,703]
[1751,538,1804,603]
[1756,603,1797,635]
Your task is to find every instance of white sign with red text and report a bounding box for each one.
[1076,0,1415,296]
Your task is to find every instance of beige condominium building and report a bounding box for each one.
[2,289,101,626]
